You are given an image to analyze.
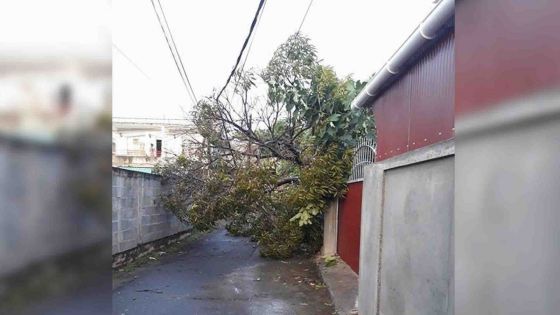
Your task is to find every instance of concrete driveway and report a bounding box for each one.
[113,228,335,315]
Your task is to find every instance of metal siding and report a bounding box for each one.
[456,0,560,116]
[373,76,411,161]
[373,33,455,161]
[409,34,455,150]
[337,181,362,274]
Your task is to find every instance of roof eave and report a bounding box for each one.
[351,0,455,110]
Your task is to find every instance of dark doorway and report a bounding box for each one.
[156,140,162,157]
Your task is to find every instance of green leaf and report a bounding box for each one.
[328,114,341,122]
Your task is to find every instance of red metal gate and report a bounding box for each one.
[337,181,363,274]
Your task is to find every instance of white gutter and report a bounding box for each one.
[351,0,454,109]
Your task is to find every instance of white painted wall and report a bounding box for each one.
[112,121,190,167]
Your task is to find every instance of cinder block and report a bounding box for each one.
[119,239,137,252]
[120,228,138,242]
[112,232,119,246]
[120,218,136,231]
[120,207,137,220]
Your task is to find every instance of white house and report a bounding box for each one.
[112,117,193,172]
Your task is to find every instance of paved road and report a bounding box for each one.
[113,228,335,315]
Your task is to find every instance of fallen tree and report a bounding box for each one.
[155,33,375,258]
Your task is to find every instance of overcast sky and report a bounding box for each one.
[113,0,435,119]
[0,0,110,61]
[1,0,434,119]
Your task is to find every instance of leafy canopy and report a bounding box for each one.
[155,33,375,258]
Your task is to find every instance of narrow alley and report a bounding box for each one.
[112,228,335,315]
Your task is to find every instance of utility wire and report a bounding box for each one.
[156,0,198,104]
[229,0,268,99]
[113,43,151,80]
[238,0,267,80]
[149,0,197,106]
[297,0,314,34]
[216,0,266,100]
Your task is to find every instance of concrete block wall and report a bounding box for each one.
[455,91,560,314]
[0,137,108,278]
[359,140,454,315]
[112,168,189,254]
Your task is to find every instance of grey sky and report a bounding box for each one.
[0,0,110,61]
[112,0,435,119]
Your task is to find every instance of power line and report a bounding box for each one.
[216,0,266,100]
[156,0,198,104]
[238,0,267,79]
[229,0,268,99]
[112,43,151,79]
[149,0,195,105]
[149,0,197,106]
[297,0,314,34]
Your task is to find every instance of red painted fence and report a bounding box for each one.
[337,181,362,274]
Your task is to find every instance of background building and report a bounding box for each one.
[112,117,192,172]
[0,56,111,140]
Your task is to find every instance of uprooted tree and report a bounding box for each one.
[155,33,375,258]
